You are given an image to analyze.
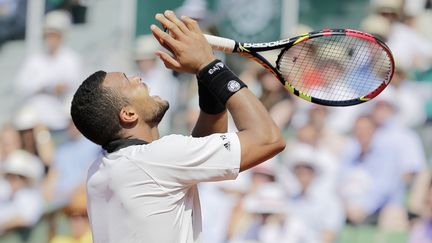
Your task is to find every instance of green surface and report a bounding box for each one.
[338,225,409,243]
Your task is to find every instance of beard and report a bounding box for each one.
[147,100,170,126]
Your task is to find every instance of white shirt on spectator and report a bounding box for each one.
[387,22,432,70]
[14,47,82,130]
[287,185,345,241]
[87,133,241,243]
[0,179,43,232]
[374,118,427,175]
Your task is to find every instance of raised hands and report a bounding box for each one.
[151,10,216,74]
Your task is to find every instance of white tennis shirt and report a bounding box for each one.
[87,133,241,243]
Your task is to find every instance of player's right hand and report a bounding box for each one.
[151,10,216,74]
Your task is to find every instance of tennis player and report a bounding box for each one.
[70,10,285,243]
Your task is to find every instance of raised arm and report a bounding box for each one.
[191,67,228,137]
[151,10,285,171]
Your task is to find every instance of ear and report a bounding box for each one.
[119,106,138,124]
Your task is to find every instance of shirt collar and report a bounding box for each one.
[102,138,148,153]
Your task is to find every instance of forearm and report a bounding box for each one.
[191,111,227,137]
[196,59,284,171]
[227,89,284,171]
[0,216,27,232]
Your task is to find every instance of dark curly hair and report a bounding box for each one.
[70,71,128,145]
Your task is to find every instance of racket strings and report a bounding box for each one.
[278,35,392,101]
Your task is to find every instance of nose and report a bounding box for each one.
[130,76,142,84]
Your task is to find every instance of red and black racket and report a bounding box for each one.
[204,29,395,106]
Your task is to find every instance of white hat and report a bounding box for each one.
[44,10,72,33]
[2,150,44,185]
[243,183,287,214]
[372,0,404,9]
[360,14,391,38]
[134,35,159,60]
[251,158,276,176]
[371,0,404,17]
[12,104,39,130]
[284,143,319,171]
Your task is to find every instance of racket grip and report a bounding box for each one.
[204,34,236,53]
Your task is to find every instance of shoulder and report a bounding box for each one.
[146,133,239,149]
[114,133,240,164]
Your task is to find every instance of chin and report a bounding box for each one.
[151,101,170,125]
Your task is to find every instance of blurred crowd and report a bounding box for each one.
[0,0,432,243]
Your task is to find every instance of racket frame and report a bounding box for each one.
[205,29,395,106]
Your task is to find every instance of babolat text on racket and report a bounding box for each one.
[204,29,395,106]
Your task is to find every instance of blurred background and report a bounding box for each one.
[0,0,431,242]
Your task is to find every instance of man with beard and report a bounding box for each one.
[70,10,285,243]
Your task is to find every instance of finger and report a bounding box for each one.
[164,10,190,34]
[151,27,173,53]
[150,24,180,53]
[181,16,202,34]
[155,51,182,70]
[155,13,184,38]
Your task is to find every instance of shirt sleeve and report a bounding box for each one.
[132,133,241,185]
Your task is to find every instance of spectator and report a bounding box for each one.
[15,10,82,131]
[371,0,432,70]
[285,143,345,243]
[386,62,427,127]
[12,104,56,170]
[0,150,44,234]
[50,184,92,243]
[284,119,344,193]
[229,183,315,243]
[339,115,407,228]
[46,0,88,24]
[371,88,427,183]
[360,14,392,41]
[43,120,100,208]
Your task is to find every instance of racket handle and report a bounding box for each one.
[204,34,236,53]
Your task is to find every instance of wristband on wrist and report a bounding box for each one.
[197,80,226,114]
[197,59,247,105]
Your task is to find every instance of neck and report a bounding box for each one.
[123,123,160,143]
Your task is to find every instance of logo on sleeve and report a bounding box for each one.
[220,135,230,151]
[224,142,231,151]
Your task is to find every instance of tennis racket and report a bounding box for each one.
[204,29,394,106]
